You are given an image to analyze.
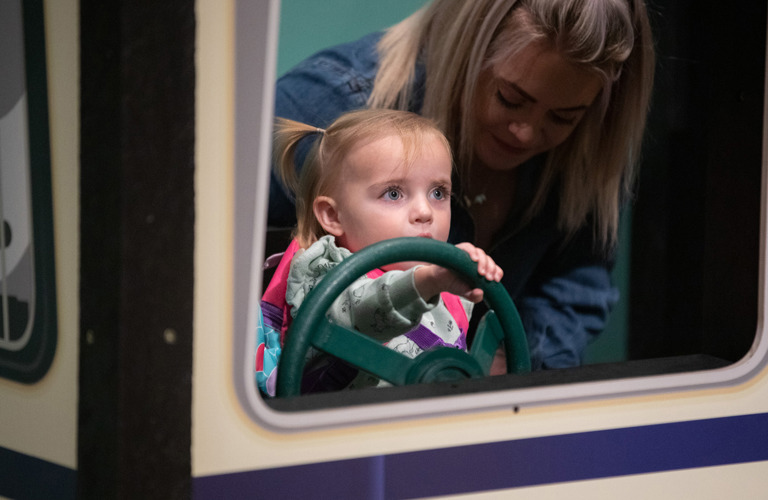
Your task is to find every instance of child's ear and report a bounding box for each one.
[313,196,344,237]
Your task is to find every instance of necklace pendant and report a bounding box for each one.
[463,193,487,207]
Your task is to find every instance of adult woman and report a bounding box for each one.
[269,0,655,370]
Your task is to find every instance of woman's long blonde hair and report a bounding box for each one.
[370,0,655,249]
[273,109,451,248]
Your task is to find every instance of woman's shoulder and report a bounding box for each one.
[275,32,384,125]
[289,32,383,76]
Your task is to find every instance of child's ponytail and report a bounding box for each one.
[273,117,329,248]
[273,117,324,197]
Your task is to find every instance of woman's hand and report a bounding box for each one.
[414,243,503,303]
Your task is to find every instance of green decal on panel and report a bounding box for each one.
[0,0,58,383]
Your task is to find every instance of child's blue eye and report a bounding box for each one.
[431,187,450,201]
[384,189,402,201]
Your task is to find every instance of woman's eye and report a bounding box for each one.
[496,90,522,109]
[549,112,577,126]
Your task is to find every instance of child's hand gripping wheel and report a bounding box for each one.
[276,237,530,397]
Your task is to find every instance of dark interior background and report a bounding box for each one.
[629,0,765,362]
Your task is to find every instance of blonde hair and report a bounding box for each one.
[273,109,452,248]
[370,0,655,249]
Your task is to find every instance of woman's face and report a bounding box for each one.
[472,42,604,172]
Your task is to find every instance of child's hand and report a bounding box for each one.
[455,242,503,282]
[451,243,503,302]
[414,243,503,303]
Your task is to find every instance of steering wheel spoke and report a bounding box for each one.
[312,320,415,386]
[470,310,504,375]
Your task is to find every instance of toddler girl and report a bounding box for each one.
[257,109,502,395]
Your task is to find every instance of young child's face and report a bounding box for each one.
[327,132,452,268]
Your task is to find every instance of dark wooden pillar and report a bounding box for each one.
[79,1,195,497]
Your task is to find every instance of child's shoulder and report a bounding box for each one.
[290,236,351,276]
[286,236,353,314]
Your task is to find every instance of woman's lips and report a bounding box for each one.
[417,233,432,239]
[493,135,529,156]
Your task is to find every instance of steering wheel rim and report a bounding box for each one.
[276,237,530,397]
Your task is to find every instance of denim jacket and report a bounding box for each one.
[269,33,619,370]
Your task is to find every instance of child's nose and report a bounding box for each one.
[410,196,433,223]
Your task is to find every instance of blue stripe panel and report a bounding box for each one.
[193,412,768,499]
[195,454,386,499]
[386,412,768,498]
[0,445,77,500]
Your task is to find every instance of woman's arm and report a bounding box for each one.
[485,202,620,371]
[518,264,618,370]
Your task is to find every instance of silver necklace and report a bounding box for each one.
[463,193,487,207]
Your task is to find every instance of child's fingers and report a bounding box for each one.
[455,242,503,282]
[456,242,485,267]
[488,256,503,281]
[477,254,490,277]
[475,252,502,282]
[456,242,479,261]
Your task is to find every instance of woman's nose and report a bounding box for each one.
[508,120,536,145]
[507,106,543,145]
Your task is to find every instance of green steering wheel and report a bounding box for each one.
[276,237,530,398]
